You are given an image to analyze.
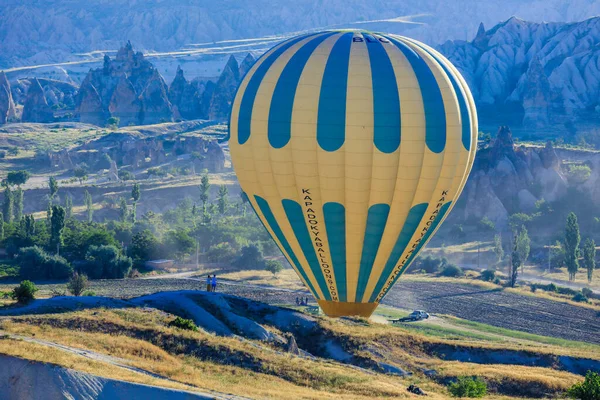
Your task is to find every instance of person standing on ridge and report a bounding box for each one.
[211,275,217,292]
[206,275,212,292]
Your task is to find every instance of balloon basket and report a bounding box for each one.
[317,300,378,318]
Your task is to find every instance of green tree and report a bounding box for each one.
[0,212,4,240]
[234,244,264,269]
[131,183,141,202]
[50,205,66,255]
[2,186,12,223]
[65,194,73,219]
[23,214,35,238]
[67,272,88,296]
[49,176,59,199]
[264,259,283,275]
[565,212,581,281]
[567,371,600,400]
[128,230,159,264]
[119,197,128,223]
[11,280,38,303]
[510,238,520,288]
[550,241,566,270]
[493,234,504,262]
[82,245,132,279]
[583,238,596,283]
[6,170,30,187]
[448,376,487,398]
[206,242,236,263]
[107,116,120,128]
[162,229,195,261]
[74,166,88,185]
[46,199,52,227]
[516,225,531,273]
[199,173,210,211]
[131,183,140,222]
[14,187,23,221]
[18,246,72,280]
[217,185,228,215]
[84,190,93,223]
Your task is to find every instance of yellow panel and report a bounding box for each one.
[361,36,427,302]
[286,33,343,301]
[236,34,332,300]
[344,32,374,302]
[370,36,464,302]
[246,196,316,296]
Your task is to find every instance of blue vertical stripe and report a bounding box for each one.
[253,195,319,298]
[378,202,452,302]
[282,199,332,301]
[385,35,447,154]
[323,202,347,302]
[356,203,390,302]
[268,32,337,149]
[368,203,428,303]
[237,33,318,145]
[410,40,472,151]
[364,34,401,153]
[317,32,353,152]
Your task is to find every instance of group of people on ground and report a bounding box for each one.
[295,297,310,306]
[206,275,217,292]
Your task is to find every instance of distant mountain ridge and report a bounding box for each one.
[7,16,600,133]
[4,0,600,68]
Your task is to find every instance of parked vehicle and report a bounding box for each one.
[394,310,430,323]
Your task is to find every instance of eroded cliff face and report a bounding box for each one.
[0,72,15,124]
[76,41,173,126]
[168,53,254,122]
[439,17,600,128]
[459,126,569,228]
[46,122,225,174]
[21,78,53,123]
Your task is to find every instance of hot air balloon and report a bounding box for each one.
[228,30,477,317]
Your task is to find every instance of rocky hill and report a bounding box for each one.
[440,17,600,131]
[2,43,253,127]
[450,126,600,232]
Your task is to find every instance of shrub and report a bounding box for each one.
[415,256,447,274]
[81,245,132,279]
[82,290,96,297]
[567,371,600,400]
[18,246,73,280]
[206,242,236,263]
[448,376,487,398]
[11,280,38,303]
[234,244,264,269]
[565,164,592,184]
[67,272,88,296]
[479,217,495,232]
[572,292,589,303]
[582,287,594,299]
[440,264,464,278]
[118,170,134,181]
[168,317,198,332]
[480,269,496,282]
[265,259,283,275]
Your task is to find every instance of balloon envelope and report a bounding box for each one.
[228,30,477,317]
